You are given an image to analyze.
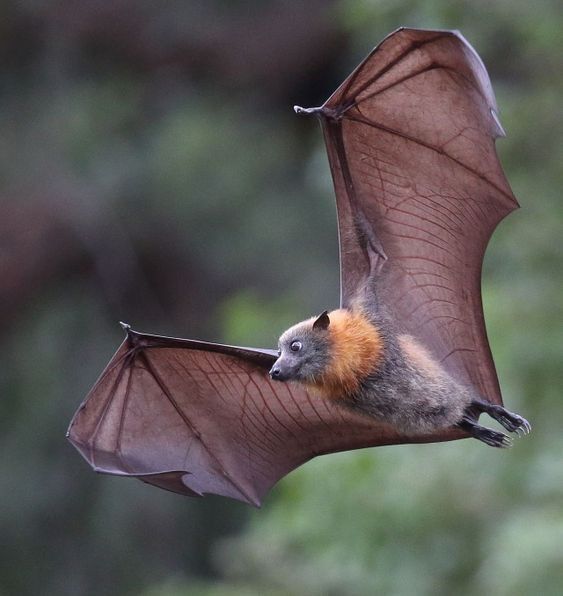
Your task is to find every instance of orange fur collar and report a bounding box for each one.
[307,309,383,400]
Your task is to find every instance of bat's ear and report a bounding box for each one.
[312,310,330,331]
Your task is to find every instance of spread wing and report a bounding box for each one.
[306,28,518,404]
[67,327,460,506]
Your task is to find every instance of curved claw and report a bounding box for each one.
[500,434,513,448]
[511,416,531,437]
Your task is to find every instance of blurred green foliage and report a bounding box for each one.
[0,1,561,595]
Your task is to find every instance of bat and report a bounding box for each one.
[67,28,530,507]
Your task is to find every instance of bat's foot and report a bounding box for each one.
[458,417,512,448]
[470,400,531,436]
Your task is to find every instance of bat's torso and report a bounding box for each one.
[307,308,473,434]
[350,331,471,433]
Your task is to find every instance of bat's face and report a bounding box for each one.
[270,318,331,383]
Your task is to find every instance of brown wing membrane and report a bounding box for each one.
[67,328,460,505]
[310,28,518,404]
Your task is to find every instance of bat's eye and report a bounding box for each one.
[290,341,302,352]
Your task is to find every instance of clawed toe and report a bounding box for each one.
[490,433,512,449]
[501,435,513,448]
[479,428,512,449]
[506,415,531,436]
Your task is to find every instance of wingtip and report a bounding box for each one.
[247,488,263,506]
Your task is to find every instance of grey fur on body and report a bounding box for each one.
[349,317,470,434]
[350,279,472,434]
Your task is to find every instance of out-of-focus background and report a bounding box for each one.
[1,1,561,594]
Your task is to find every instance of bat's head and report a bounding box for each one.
[270,308,384,398]
[269,311,331,383]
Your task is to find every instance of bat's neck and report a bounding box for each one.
[307,308,384,400]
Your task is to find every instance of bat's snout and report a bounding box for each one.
[269,362,289,382]
[269,365,283,381]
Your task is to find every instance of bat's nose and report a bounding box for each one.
[269,366,282,380]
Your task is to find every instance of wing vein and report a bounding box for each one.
[343,113,514,203]
[139,350,257,504]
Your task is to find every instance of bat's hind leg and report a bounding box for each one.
[470,400,531,435]
[457,416,512,448]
